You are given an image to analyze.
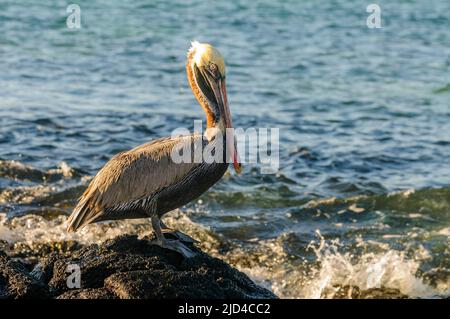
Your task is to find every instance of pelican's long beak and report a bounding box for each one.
[219,80,242,174]
[203,71,241,173]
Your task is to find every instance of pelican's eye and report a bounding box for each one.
[209,63,217,72]
[207,63,221,80]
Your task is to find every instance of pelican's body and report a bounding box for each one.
[67,42,240,257]
[68,135,228,227]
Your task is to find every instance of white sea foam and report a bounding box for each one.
[228,231,449,299]
[0,210,220,252]
[302,231,437,298]
[0,213,146,245]
[48,162,75,178]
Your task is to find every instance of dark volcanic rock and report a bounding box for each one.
[57,288,117,299]
[0,252,50,299]
[0,235,277,299]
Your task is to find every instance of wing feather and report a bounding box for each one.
[67,134,202,232]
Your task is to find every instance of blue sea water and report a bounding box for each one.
[0,0,449,298]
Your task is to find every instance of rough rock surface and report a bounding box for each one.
[0,235,277,299]
[0,251,50,299]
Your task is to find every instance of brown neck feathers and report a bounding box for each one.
[186,52,216,128]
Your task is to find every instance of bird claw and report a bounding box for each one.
[163,239,197,258]
[149,238,197,258]
[161,228,199,244]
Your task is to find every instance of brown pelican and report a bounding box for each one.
[67,42,241,257]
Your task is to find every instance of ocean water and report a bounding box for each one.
[1,0,450,298]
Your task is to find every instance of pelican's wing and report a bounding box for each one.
[67,134,202,232]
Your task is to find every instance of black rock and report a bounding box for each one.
[0,235,277,299]
[0,254,50,299]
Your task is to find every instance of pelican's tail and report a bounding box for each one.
[66,199,101,232]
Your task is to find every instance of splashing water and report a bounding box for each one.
[302,231,440,298]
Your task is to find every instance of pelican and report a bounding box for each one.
[67,42,241,257]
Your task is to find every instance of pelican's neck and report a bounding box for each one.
[186,52,218,129]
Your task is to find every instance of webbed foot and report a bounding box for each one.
[150,215,197,258]
[149,238,196,258]
[161,228,198,244]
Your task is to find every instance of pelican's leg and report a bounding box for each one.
[150,215,196,258]
[151,215,165,245]
[159,219,198,244]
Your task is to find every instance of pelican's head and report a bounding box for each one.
[187,41,241,173]
[190,41,226,79]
